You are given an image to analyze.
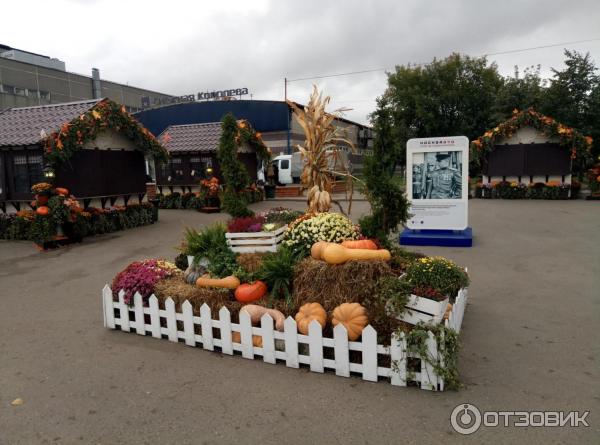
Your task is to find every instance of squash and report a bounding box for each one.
[341,239,377,250]
[294,302,327,335]
[234,280,268,303]
[332,302,369,341]
[232,331,263,347]
[321,244,391,265]
[310,241,332,260]
[36,206,50,216]
[184,263,205,285]
[240,304,285,331]
[443,303,453,320]
[196,275,240,289]
[55,187,69,196]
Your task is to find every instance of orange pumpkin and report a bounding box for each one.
[55,187,69,196]
[341,239,378,250]
[231,331,263,347]
[36,195,49,205]
[36,206,50,216]
[234,280,268,303]
[332,303,369,341]
[295,302,327,335]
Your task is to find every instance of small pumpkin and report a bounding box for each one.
[341,239,377,250]
[196,275,240,289]
[295,302,327,335]
[321,244,391,265]
[184,263,205,285]
[232,331,263,347]
[55,187,69,196]
[234,280,268,303]
[36,195,49,205]
[241,305,285,331]
[36,206,50,216]
[332,302,369,341]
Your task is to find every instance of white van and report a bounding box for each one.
[271,150,350,185]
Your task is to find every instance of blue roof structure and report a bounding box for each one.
[133,100,291,137]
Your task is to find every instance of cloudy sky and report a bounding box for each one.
[4,0,600,124]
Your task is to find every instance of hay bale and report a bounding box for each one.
[293,258,394,313]
[236,253,267,273]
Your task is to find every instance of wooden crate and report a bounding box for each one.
[398,294,450,325]
[225,225,287,253]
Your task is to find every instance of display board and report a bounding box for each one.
[406,136,469,230]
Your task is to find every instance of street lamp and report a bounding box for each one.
[43,163,55,182]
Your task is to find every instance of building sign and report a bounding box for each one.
[406,136,469,230]
[141,87,249,109]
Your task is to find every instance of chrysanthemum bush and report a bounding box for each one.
[111,259,181,304]
[283,212,359,254]
[404,256,469,298]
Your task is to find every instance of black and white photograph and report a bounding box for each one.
[412,151,462,199]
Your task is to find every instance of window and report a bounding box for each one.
[190,156,204,178]
[2,84,15,94]
[161,157,184,181]
[28,89,39,98]
[39,90,50,101]
[15,87,27,97]
[280,159,290,169]
[13,153,43,194]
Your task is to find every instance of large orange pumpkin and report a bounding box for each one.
[331,303,369,340]
[341,239,377,250]
[234,280,268,303]
[36,206,50,216]
[295,302,327,335]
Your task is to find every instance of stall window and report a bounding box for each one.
[13,153,43,194]
[171,157,183,180]
[190,156,203,178]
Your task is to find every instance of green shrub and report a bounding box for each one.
[257,245,303,306]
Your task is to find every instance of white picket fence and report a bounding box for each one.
[102,286,468,391]
[225,225,287,253]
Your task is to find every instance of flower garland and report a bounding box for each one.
[43,99,169,166]
[236,119,271,164]
[471,108,593,166]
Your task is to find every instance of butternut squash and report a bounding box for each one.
[321,243,391,265]
[240,304,285,331]
[195,274,240,289]
[310,241,333,260]
[341,239,378,250]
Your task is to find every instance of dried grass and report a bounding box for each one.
[236,253,266,273]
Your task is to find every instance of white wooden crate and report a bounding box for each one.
[398,294,449,325]
[225,225,287,253]
[102,286,468,391]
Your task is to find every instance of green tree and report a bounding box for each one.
[493,65,546,121]
[541,50,599,163]
[386,53,503,169]
[217,113,252,217]
[359,96,410,246]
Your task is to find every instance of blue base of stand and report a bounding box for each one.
[399,227,473,247]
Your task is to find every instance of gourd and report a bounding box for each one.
[443,303,453,320]
[184,263,205,285]
[234,281,268,303]
[341,239,377,250]
[231,331,263,347]
[332,302,369,341]
[240,304,285,331]
[55,187,69,196]
[310,241,332,260]
[196,275,240,289]
[294,302,327,335]
[321,244,391,265]
[36,206,50,216]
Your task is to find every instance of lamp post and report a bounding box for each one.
[43,163,55,183]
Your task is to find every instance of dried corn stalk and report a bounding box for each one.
[287,86,356,214]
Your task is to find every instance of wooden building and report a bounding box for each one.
[472,109,593,185]
[0,98,167,213]
[156,122,261,193]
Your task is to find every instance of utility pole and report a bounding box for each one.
[284,77,287,102]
